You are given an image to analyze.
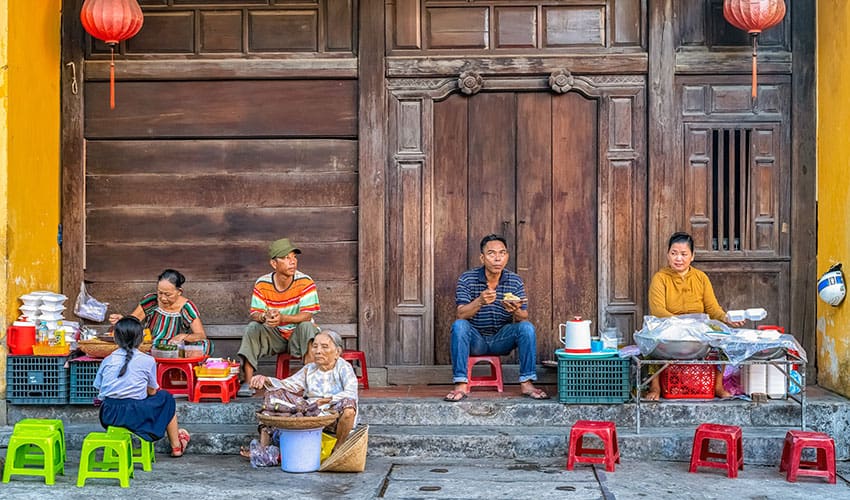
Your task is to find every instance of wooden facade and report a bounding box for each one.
[60,1,816,380]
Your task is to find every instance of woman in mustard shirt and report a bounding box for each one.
[646,232,744,400]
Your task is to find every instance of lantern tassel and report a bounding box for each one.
[109,46,116,110]
[751,34,758,103]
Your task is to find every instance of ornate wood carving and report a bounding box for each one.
[548,69,574,94]
[457,70,483,95]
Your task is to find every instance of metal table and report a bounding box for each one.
[630,351,806,434]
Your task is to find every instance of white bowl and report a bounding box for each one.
[727,310,746,322]
[745,308,767,321]
[20,304,39,315]
[19,294,42,307]
[39,304,66,313]
[38,312,65,321]
[39,294,68,305]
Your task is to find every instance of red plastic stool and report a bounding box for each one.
[566,420,620,472]
[779,430,836,483]
[275,353,293,379]
[192,377,237,403]
[689,423,744,478]
[466,356,503,393]
[156,360,198,400]
[341,350,369,389]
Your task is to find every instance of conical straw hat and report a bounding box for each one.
[319,425,368,472]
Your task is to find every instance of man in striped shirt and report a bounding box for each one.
[444,234,549,402]
[237,238,321,397]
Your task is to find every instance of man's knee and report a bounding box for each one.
[451,319,472,339]
[516,320,535,339]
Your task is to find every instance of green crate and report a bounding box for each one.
[6,355,69,404]
[70,360,101,404]
[557,352,630,404]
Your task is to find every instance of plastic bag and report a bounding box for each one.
[73,282,109,322]
[249,439,281,468]
[633,314,729,357]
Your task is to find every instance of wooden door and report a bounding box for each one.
[433,91,598,364]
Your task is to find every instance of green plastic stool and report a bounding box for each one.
[77,431,134,488]
[13,418,67,464]
[106,426,156,471]
[2,429,64,485]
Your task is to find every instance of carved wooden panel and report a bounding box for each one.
[681,80,785,119]
[388,1,644,54]
[386,92,433,365]
[248,10,319,52]
[90,1,356,57]
[200,11,244,52]
[543,6,605,47]
[427,7,489,49]
[494,7,537,49]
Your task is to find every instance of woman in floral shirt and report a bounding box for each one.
[243,330,358,464]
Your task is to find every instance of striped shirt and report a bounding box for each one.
[251,271,320,340]
[139,293,201,345]
[455,266,527,336]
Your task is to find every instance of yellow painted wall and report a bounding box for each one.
[817,0,850,396]
[0,2,62,392]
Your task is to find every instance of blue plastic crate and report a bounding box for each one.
[70,360,101,404]
[556,350,631,404]
[6,355,69,404]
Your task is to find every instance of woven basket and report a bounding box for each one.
[255,410,338,430]
[78,339,152,358]
[319,425,368,472]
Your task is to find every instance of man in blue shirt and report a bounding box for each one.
[444,234,548,401]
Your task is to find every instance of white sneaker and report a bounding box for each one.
[237,382,255,397]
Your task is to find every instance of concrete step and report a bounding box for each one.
[5,397,811,428]
[0,422,800,465]
[367,424,796,465]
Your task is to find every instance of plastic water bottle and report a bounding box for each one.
[37,321,49,345]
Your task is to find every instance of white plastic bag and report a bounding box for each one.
[73,282,109,322]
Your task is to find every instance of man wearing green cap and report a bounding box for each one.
[237,238,321,397]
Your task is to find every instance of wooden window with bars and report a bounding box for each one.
[684,124,780,255]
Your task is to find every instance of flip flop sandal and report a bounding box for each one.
[172,428,191,457]
[443,390,468,402]
[522,388,550,400]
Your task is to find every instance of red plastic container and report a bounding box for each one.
[660,363,715,399]
[7,322,37,355]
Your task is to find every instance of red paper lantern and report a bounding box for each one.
[723,0,786,101]
[80,0,144,109]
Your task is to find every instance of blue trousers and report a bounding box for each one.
[450,319,538,383]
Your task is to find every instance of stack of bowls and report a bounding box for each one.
[18,294,42,322]
[26,291,68,331]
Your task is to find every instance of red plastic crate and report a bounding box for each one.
[660,363,714,399]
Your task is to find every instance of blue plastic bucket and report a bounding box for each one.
[279,427,323,473]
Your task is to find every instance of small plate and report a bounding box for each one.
[555,349,618,359]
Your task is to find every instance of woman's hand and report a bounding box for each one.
[315,397,332,406]
[168,334,189,345]
[723,313,746,328]
[108,313,122,325]
[250,375,267,390]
